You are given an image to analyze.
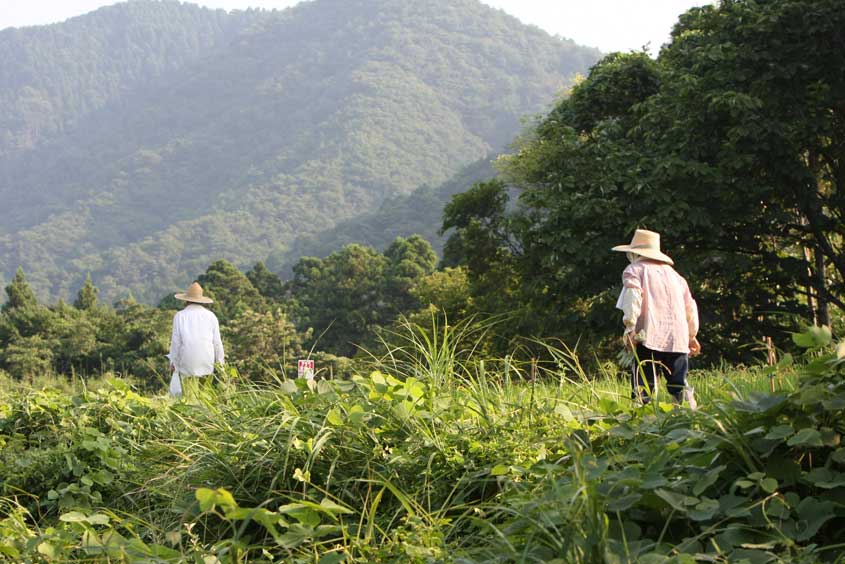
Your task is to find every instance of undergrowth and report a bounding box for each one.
[0,324,842,563]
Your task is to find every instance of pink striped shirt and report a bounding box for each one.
[615,260,699,353]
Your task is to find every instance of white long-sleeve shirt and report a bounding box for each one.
[168,304,225,376]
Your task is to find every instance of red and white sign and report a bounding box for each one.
[297,359,315,380]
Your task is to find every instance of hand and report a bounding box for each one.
[622,331,636,352]
[689,337,701,357]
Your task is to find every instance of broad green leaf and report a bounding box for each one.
[37,542,58,558]
[195,488,237,512]
[607,493,641,512]
[59,511,89,523]
[693,465,726,496]
[787,428,823,447]
[804,468,845,489]
[782,497,835,541]
[87,513,110,525]
[277,523,315,548]
[326,407,344,426]
[278,503,321,528]
[763,425,793,441]
[490,464,510,476]
[760,477,778,493]
[655,489,698,512]
[318,553,348,564]
[689,497,720,521]
[791,326,832,349]
[319,497,354,516]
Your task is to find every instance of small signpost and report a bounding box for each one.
[297,359,315,381]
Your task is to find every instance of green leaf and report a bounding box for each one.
[277,523,316,548]
[195,487,237,512]
[787,428,823,447]
[792,326,832,349]
[782,497,835,541]
[59,511,89,523]
[760,477,778,493]
[319,497,354,516]
[490,464,510,476]
[326,407,344,426]
[688,497,720,521]
[763,425,794,441]
[655,489,698,512]
[804,468,845,489]
[693,465,726,496]
[278,503,321,528]
[293,468,311,483]
[87,513,110,525]
[607,493,641,512]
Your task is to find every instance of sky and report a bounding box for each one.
[0,0,712,55]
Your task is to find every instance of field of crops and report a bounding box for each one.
[1,325,843,563]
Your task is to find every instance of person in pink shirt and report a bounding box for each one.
[612,230,700,407]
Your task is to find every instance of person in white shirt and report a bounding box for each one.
[168,282,224,397]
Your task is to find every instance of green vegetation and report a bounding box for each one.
[440,0,845,362]
[0,0,599,303]
[2,1,844,559]
[0,236,448,384]
[2,324,843,562]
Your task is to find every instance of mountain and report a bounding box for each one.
[0,0,600,303]
[266,157,498,275]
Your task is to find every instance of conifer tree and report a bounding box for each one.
[2,267,37,312]
[74,274,99,311]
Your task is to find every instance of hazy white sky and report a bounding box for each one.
[0,0,712,55]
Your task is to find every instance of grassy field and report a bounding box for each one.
[0,325,842,563]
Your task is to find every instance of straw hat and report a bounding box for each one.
[611,229,673,265]
[174,282,214,304]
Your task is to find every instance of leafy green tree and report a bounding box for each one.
[223,309,311,379]
[445,2,845,359]
[384,235,437,314]
[196,260,267,324]
[409,266,473,323]
[288,244,390,356]
[246,262,284,301]
[637,0,845,326]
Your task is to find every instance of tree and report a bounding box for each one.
[445,1,845,359]
[246,262,284,301]
[196,260,267,324]
[384,235,437,314]
[638,0,845,326]
[74,274,99,311]
[287,244,390,356]
[223,308,311,379]
[3,268,38,312]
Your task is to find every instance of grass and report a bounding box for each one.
[0,322,840,563]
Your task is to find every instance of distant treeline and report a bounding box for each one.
[0,235,455,385]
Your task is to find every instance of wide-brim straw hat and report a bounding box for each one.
[611,229,674,265]
[174,281,214,304]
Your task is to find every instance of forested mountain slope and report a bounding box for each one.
[0,0,599,302]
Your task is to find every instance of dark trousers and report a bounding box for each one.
[631,344,689,403]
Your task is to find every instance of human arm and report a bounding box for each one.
[168,314,181,372]
[616,266,643,350]
[685,283,701,356]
